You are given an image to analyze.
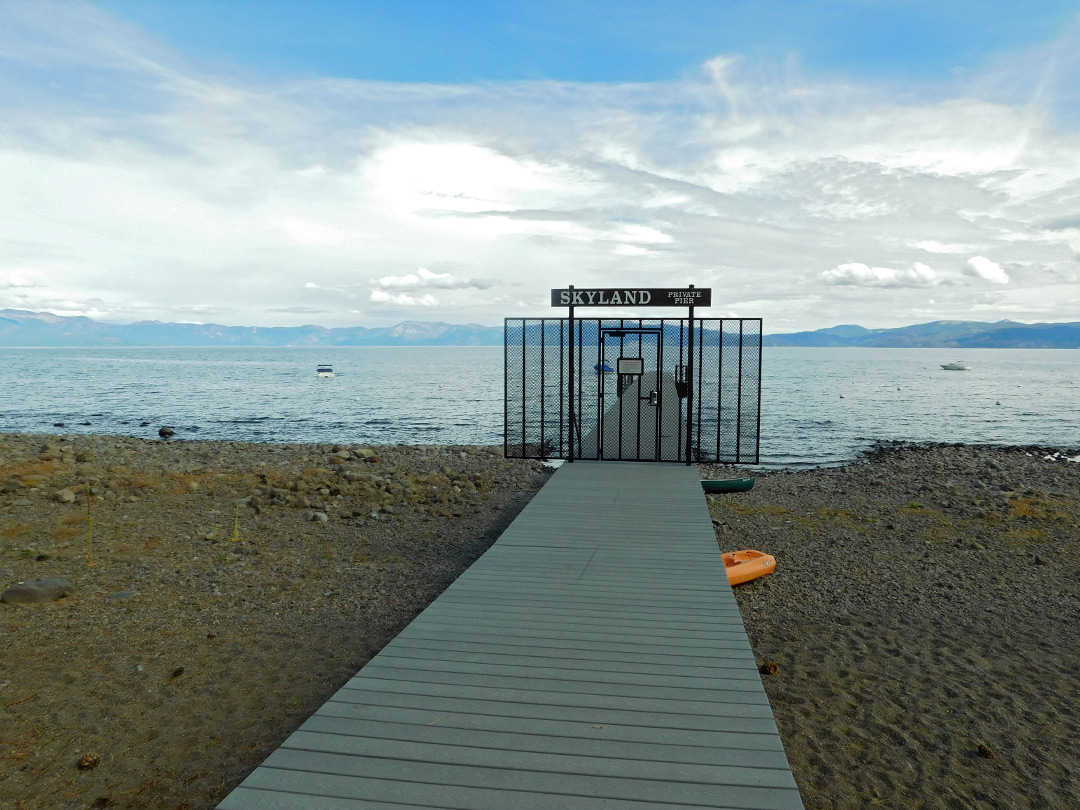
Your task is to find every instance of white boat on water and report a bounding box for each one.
[316,364,334,378]
[940,360,971,371]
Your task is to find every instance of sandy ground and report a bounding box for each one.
[0,434,551,810]
[2,434,1078,809]
[704,443,1079,810]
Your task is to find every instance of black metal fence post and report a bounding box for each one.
[567,286,575,463]
[685,286,695,466]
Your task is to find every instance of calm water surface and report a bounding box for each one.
[0,346,1076,468]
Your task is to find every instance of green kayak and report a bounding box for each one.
[701,477,756,494]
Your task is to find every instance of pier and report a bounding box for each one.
[217,461,803,809]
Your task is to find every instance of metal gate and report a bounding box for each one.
[505,318,762,463]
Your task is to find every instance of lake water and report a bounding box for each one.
[0,346,1076,468]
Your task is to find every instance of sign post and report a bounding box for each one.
[551,286,711,465]
[568,286,575,463]
[686,285,695,466]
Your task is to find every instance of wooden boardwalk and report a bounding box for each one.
[217,461,804,810]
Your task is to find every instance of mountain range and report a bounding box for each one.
[0,309,503,347]
[761,320,1080,348]
[1,309,1077,348]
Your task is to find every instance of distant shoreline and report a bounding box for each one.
[2,431,1077,469]
[3,309,1078,348]
[2,345,1080,352]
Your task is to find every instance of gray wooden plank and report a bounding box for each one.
[262,749,805,809]
[218,787,453,810]
[434,580,733,597]
[395,623,755,651]
[432,592,744,614]
[280,730,799,787]
[424,606,747,629]
[383,636,762,669]
[443,579,736,597]
[403,611,750,636]
[313,701,787,749]
[336,679,776,718]
[374,647,764,679]
[319,692,783,735]
[357,662,769,696]
[361,656,764,690]
[435,590,741,612]
[228,771,768,810]
[425,601,747,625]
[390,628,754,658]
[298,715,792,766]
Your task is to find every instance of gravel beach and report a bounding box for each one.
[704,443,1079,810]
[0,433,552,809]
[2,433,1078,809]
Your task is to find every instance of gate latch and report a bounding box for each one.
[648,390,659,407]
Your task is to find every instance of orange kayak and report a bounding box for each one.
[722,549,776,586]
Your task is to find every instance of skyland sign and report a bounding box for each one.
[550,288,712,307]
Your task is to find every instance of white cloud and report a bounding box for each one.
[376,267,453,289]
[615,224,672,244]
[363,142,571,216]
[370,290,439,306]
[0,270,43,289]
[274,215,354,247]
[822,262,939,288]
[963,256,1010,284]
[915,240,976,254]
[373,267,490,290]
[0,3,1078,329]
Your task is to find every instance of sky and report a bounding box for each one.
[1,1,1079,332]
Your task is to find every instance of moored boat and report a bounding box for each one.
[316,364,334,378]
[701,477,755,493]
[722,549,775,586]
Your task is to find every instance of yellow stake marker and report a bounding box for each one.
[230,503,240,542]
[86,483,96,568]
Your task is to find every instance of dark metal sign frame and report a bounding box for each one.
[550,288,713,307]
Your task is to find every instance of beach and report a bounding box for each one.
[2,434,1078,809]
[0,433,552,809]
[705,444,1079,810]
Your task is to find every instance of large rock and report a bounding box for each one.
[2,577,73,605]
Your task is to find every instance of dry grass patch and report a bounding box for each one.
[719,502,790,516]
[2,522,32,539]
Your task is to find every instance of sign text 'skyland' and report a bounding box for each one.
[550,288,712,307]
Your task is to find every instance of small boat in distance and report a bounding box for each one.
[940,360,971,371]
[316,364,334,378]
